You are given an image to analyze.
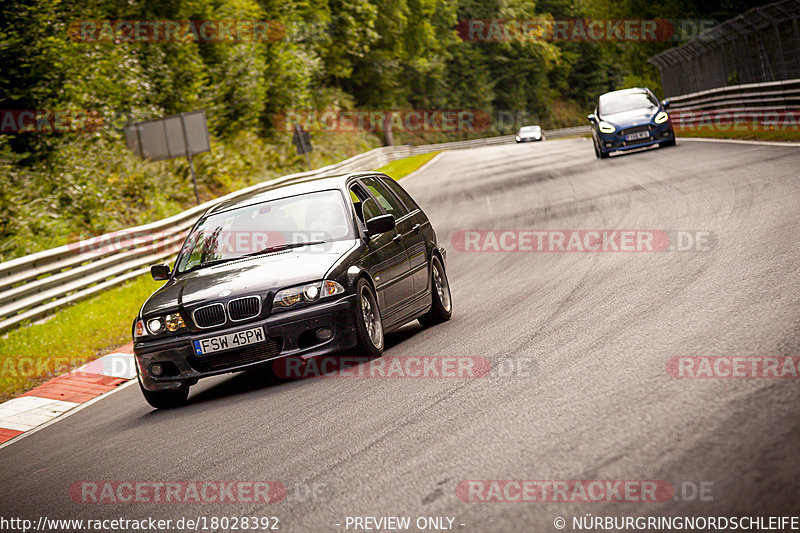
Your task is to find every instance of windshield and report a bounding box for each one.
[175,190,352,274]
[599,91,659,116]
[519,126,541,133]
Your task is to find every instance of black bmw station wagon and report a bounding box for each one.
[133,172,452,408]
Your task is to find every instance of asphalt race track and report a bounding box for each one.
[1,137,799,531]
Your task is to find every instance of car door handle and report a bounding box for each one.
[412,224,422,233]
[392,234,402,243]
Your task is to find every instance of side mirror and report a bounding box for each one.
[661,100,671,110]
[365,214,395,237]
[151,263,171,281]
[587,113,597,124]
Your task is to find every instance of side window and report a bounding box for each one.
[361,177,408,219]
[349,189,363,222]
[350,184,380,223]
[379,176,420,213]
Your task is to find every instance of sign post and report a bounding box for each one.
[292,124,313,171]
[124,110,211,205]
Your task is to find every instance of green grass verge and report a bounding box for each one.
[0,274,162,401]
[676,127,800,142]
[377,151,441,180]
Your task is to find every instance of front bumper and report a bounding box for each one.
[134,295,357,391]
[597,123,673,153]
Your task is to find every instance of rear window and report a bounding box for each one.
[380,176,421,214]
[361,177,408,219]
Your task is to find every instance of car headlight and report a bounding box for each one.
[147,317,164,334]
[134,319,147,338]
[143,313,186,335]
[165,313,186,332]
[274,280,345,308]
[598,121,616,133]
[654,111,669,124]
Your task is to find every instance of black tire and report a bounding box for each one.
[419,255,452,328]
[353,278,384,357]
[138,375,189,409]
[594,139,609,159]
[659,137,676,148]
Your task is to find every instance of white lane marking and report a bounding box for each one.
[401,152,447,182]
[679,137,800,147]
[0,379,137,451]
[0,397,80,432]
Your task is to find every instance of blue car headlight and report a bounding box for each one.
[598,121,616,134]
[654,111,669,124]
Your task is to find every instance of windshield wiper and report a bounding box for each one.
[180,257,238,274]
[244,241,326,258]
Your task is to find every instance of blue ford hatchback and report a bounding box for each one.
[587,88,675,159]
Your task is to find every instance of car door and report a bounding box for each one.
[367,175,430,299]
[349,182,413,316]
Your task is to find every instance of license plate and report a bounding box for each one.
[626,131,650,141]
[193,327,265,356]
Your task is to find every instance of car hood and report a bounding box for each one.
[602,108,658,128]
[140,239,357,317]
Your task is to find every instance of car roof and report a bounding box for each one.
[205,171,379,216]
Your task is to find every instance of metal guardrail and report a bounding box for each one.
[663,78,800,129]
[0,127,590,333]
[666,78,800,112]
